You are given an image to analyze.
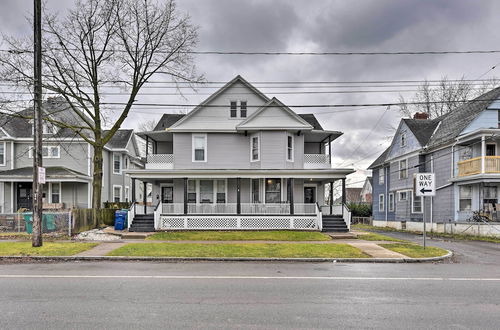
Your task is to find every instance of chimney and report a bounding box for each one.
[413,112,429,120]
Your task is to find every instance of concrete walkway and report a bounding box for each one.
[75,242,128,257]
[347,242,407,258]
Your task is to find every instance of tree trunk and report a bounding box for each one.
[92,144,104,227]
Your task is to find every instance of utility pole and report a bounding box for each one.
[32,0,43,247]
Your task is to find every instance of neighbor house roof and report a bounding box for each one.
[154,114,186,131]
[427,86,500,148]
[402,118,440,146]
[103,129,133,149]
[368,147,390,169]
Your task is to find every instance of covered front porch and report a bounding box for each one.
[127,169,353,232]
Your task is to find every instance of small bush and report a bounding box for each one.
[348,203,372,217]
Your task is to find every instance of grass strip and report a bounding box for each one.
[108,243,368,258]
[147,230,331,241]
[0,242,98,256]
[380,243,448,258]
[352,224,500,244]
[0,233,71,241]
[356,232,405,242]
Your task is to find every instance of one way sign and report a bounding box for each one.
[415,173,435,197]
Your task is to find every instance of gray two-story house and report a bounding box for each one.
[127,76,354,232]
[0,97,143,212]
[369,87,500,225]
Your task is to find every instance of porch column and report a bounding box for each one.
[481,135,486,173]
[289,178,294,215]
[143,181,147,214]
[237,177,241,215]
[183,177,188,215]
[145,136,149,157]
[341,178,346,205]
[131,178,136,204]
[329,181,333,215]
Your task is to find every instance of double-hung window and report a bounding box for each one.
[388,193,394,212]
[379,168,385,185]
[287,134,294,161]
[230,101,238,118]
[412,191,422,213]
[192,134,207,162]
[51,183,60,203]
[199,180,214,203]
[399,191,408,201]
[379,194,385,212]
[401,132,407,147]
[216,180,226,203]
[459,185,472,211]
[399,159,408,179]
[251,135,260,161]
[229,101,247,118]
[0,142,5,166]
[113,153,122,174]
[113,186,122,202]
[30,146,60,159]
[187,180,197,203]
[240,101,247,118]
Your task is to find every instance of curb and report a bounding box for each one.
[0,250,453,263]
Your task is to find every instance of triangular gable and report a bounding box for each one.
[169,75,270,131]
[236,98,313,130]
[386,120,423,160]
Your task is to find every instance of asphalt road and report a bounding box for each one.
[0,234,499,329]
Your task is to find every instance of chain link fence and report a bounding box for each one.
[0,212,72,236]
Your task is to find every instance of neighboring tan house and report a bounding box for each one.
[128,75,354,232]
[369,87,500,223]
[0,97,143,212]
[360,177,372,203]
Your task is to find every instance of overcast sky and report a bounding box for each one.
[2,0,500,186]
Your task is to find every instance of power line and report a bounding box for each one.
[5,48,500,56]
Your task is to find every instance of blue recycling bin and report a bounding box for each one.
[114,210,128,231]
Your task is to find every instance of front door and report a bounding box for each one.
[161,186,173,204]
[17,182,33,210]
[304,187,316,204]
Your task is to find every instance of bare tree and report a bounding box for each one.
[398,76,499,118]
[137,119,158,132]
[0,0,200,212]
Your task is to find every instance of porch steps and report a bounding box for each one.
[129,214,155,232]
[322,215,349,232]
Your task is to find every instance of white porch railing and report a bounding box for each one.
[321,204,343,215]
[145,154,174,169]
[240,203,290,214]
[293,203,317,214]
[188,203,238,214]
[304,154,331,169]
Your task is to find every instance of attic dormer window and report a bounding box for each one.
[229,101,247,118]
[43,123,57,135]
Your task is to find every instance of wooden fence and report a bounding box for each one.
[72,208,116,233]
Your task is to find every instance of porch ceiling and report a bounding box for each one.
[450,174,500,185]
[126,168,354,180]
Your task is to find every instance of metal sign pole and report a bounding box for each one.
[423,196,426,249]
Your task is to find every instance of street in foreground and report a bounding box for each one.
[0,232,499,330]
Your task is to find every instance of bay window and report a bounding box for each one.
[0,142,5,166]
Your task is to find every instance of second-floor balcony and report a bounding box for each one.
[304,154,331,169]
[146,154,174,169]
[458,156,500,177]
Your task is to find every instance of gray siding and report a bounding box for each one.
[387,121,422,160]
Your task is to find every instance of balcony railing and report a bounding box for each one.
[458,156,500,177]
[304,154,330,169]
[145,154,174,169]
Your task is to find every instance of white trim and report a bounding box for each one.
[378,194,385,212]
[250,133,260,162]
[398,190,409,201]
[10,141,14,169]
[0,141,5,166]
[286,133,294,162]
[113,152,122,174]
[112,185,123,202]
[192,133,207,162]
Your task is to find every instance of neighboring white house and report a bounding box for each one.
[127,76,354,232]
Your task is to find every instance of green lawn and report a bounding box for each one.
[108,243,369,258]
[0,242,97,256]
[147,230,332,241]
[380,243,448,258]
[356,232,405,242]
[0,233,71,241]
